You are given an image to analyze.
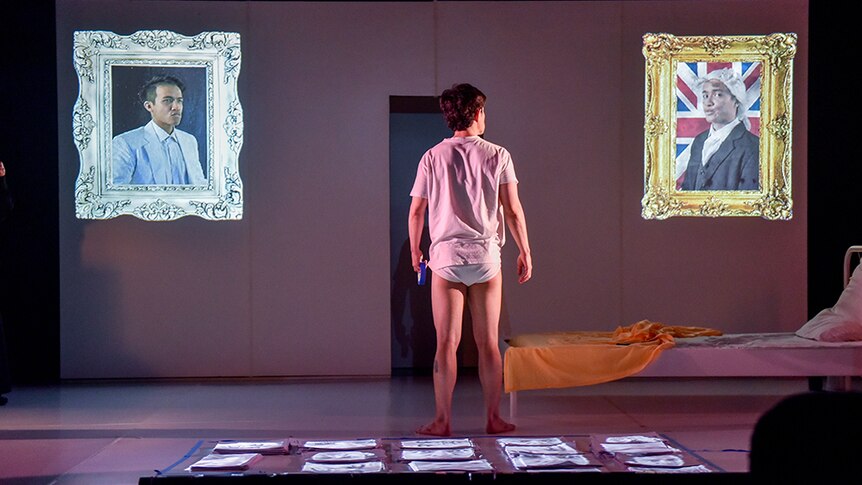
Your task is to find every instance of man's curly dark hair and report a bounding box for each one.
[439,83,486,131]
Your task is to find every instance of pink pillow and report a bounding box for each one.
[797,263,862,342]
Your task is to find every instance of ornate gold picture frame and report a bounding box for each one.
[641,33,796,220]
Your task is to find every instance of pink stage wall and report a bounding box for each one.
[56,0,808,378]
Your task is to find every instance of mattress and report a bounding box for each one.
[504,331,862,393]
[636,332,862,378]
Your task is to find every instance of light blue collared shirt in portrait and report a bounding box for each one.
[151,122,190,184]
[112,120,206,185]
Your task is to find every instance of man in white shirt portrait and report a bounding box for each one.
[112,75,206,185]
[680,68,760,191]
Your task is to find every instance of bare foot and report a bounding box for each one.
[486,417,516,434]
[416,420,451,437]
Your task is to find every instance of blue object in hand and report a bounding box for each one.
[418,261,427,286]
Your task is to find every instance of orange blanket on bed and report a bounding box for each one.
[504,320,722,392]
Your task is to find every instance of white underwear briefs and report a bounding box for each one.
[434,263,501,287]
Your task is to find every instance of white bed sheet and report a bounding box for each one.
[675,332,862,349]
[634,332,862,378]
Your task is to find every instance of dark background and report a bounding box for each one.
[0,1,848,384]
[0,2,60,384]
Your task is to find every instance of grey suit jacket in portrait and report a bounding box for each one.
[680,122,760,191]
[112,120,206,185]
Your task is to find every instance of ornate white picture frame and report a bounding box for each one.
[73,30,243,221]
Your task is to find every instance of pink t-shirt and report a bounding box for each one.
[410,136,518,270]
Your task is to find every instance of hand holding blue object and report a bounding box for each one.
[418,261,428,285]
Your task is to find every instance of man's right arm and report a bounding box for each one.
[500,182,532,284]
[112,135,136,184]
[408,196,428,273]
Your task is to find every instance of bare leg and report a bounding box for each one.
[468,272,515,434]
[417,273,466,437]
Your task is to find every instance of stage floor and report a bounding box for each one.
[0,375,836,483]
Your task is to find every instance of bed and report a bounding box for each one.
[504,246,862,419]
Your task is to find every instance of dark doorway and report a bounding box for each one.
[389,96,478,375]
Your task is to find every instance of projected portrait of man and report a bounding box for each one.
[111,76,206,185]
[680,68,759,191]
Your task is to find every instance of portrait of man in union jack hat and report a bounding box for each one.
[675,62,761,191]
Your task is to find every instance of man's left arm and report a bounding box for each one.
[739,136,760,191]
[181,132,206,184]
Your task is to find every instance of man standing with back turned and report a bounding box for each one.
[409,83,532,436]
